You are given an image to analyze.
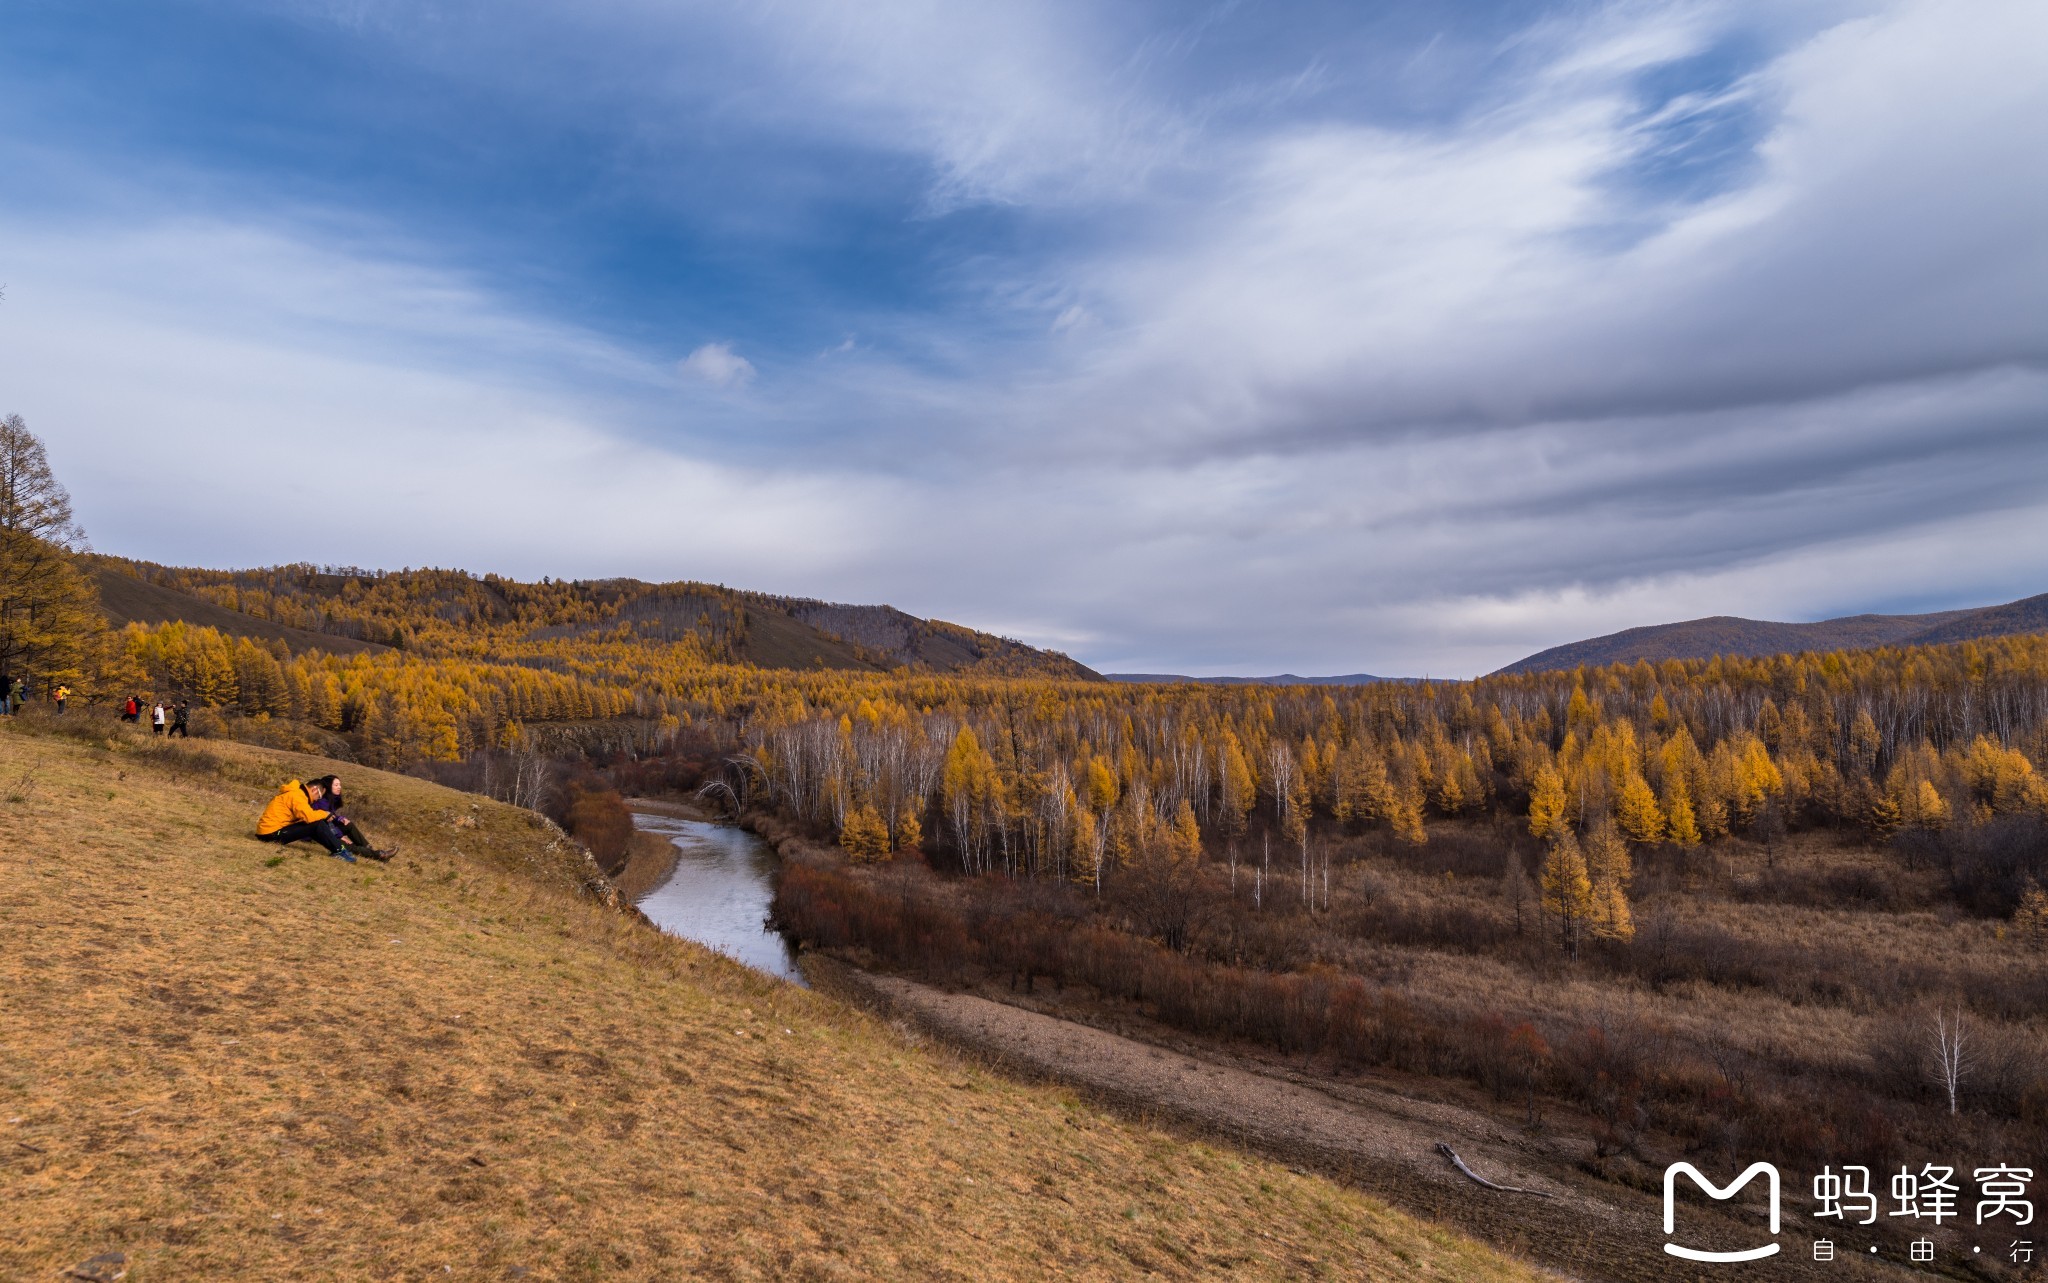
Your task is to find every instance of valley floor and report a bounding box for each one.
[810,959,1904,1283]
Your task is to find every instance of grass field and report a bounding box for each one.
[0,711,1552,1281]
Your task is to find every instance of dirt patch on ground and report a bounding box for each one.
[611,828,682,903]
[623,795,716,821]
[807,956,1910,1283]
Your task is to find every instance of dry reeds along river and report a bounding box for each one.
[628,813,805,985]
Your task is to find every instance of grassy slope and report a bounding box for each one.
[91,567,389,656]
[736,607,889,674]
[0,716,1547,1282]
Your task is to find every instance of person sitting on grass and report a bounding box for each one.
[255,777,357,863]
[305,774,397,862]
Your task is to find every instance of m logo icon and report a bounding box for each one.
[1664,1162,1781,1262]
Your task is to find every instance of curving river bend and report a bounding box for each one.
[627,813,805,985]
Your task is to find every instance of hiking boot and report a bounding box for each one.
[357,846,394,863]
[333,850,358,864]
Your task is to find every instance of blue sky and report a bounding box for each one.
[3,0,2045,675]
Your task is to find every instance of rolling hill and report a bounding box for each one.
[1494,592,2048,675]
[88,557,1100,680]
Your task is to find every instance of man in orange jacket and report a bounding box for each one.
[256,778,355,862]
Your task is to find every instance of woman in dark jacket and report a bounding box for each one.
[306,775,398,862]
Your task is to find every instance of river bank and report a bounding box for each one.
[624,804,805,984]
[602,802,1901,1278]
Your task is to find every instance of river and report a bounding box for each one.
[627,812,805,985]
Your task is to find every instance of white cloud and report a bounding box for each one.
[677,342,757,390]
[10,0,2048,677]
[0,215,889,589]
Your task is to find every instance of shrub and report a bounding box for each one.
[557,774,633,872]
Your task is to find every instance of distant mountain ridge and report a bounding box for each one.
[1493,592,2048,675]
[1106,672,1390,687]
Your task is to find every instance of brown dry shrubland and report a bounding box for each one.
[772,816,2048,1211]
[0,713,1550,1282]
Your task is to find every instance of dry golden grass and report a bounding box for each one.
[0,717,1551,1282]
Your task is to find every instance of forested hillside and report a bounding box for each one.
[83,548,2048,878]
[92,556,1098,680]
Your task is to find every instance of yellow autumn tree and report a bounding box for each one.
[1566,684,1597,736]
[1583,822,1635,943]
[1584,820,1633,892]
[1964,736,2044,813]
[1217,732,1256,841]
[839,802,891,862]
[1527,765,1568,841]
[1541,832,1594,959]
[1912,779,1951,831]
[1731,737,1785,826]
[942,727,999,871]
[1165,798,1202,866]
[1615,769,1665,844]
[1591,879,1634,943]
[893,806,923,853]
[1662,776,1702,847]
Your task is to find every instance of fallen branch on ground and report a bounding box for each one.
[1434,1142,1553,1197]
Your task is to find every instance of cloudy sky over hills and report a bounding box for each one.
[2,0,2043,675]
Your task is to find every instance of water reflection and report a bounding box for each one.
[629,813,805,985]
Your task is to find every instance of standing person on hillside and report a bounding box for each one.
[169,701,190,738]
[6,677,23,714]
[151,701,167,736]
[0,672,11,715]
[255,777,355,862]
[306,775,396,862]
[122,695,140,724]
[53,684,69,713]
